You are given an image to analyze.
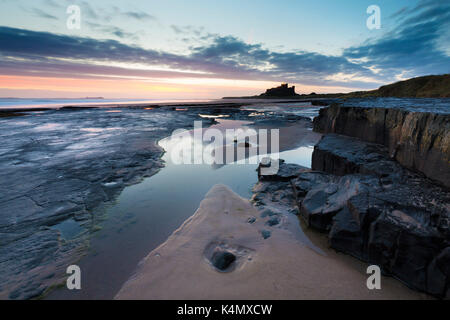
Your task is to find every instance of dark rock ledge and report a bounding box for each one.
[313,104,450,188]
[254,106,450,298]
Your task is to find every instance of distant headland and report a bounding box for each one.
[223,74,450,99]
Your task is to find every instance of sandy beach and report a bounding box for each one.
[116,184,428,300]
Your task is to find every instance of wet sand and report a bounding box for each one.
[116,184,429,300]
[46,117,320,299]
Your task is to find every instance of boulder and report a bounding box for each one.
[211,250,237,272]
[261,230,271,239]
[257,158,307,181]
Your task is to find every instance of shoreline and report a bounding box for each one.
[0,98,329,113]
[116,184,429,300]
[115,103,448,300]
[1,100,447,299]
[0,105,207,299]
[46,115,321,299]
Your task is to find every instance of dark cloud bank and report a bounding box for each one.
[0,0,448,90]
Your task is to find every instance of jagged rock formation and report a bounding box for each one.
[255,104,450,297]
[313,104,450,188]
[256,142,449,297]
[309,135,449,295]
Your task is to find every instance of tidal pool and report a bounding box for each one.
[47,117,318,299]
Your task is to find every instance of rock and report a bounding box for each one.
[261,230,271,239]
[292,171,333,197]
[427,247,450,298]
[299,174,373,232]
[210,250,237,272]
[312,134,405,181]
[303,170,448,296]
[329,206,364,259]
[313,104,450,187]
[255,130,450,297]
[251,180,295,209]
[259,207,281,218]
[266,217,280,226]
[367,209,445,291]
[247,217,256,224]
[331,193,386,261]
[257,158,307,181]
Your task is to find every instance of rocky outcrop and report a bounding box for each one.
[311,133,407,180]
[0,106,205,299]
[308,134,449,297]
[257,158,307,181]
[255,133,450,297]
[344,74,450,98]
[313,104,450,188]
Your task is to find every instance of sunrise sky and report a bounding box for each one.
[0,0,449,99]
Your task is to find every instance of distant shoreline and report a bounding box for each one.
[224,74,450,100]
[0,98,328,114]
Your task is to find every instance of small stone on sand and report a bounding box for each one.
[211,250,236,271]
[266,217,280,226]
[261,230,271,239]
[247,217,256,224]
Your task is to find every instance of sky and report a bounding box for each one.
[0,0,449,99]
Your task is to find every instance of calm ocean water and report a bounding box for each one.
[0,98,207,109]
[341,97,450,114]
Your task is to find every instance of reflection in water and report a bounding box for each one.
[198,114,231,119]
[160,119,264,166]
[48,118,319,299]
[50,219,85,240]
[33,123,67,131]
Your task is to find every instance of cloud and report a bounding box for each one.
[0,0,448,90]
[43,0,62,9]
[84,21,138,40]
[31,8,58,20]
[190,35,372,84]
[80,1,99,19]
[171,25,205,36]
[82,4,156,23]
[0,26,374,87]
[123,11,155,21]
[343,0,450,80]
[170,25,183,34]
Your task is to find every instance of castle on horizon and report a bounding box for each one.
[260,83,298,97]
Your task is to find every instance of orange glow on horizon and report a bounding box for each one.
[0,75,362,99]
[0,75,193,94]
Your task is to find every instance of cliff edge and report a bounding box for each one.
[313,104,450,188]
